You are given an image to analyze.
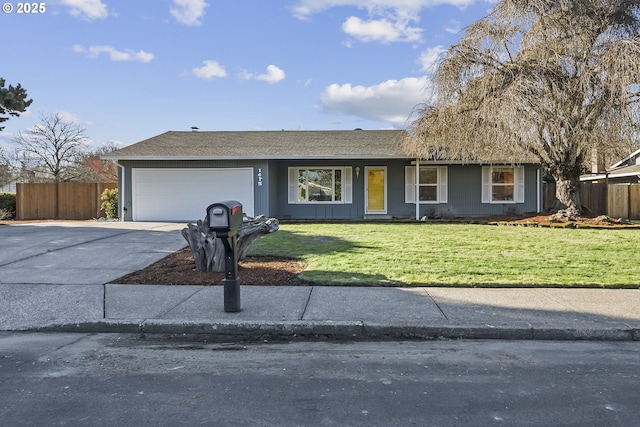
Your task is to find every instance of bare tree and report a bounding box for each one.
[13,113,89,182]
[0,146,13,188]
[403,0,640,216]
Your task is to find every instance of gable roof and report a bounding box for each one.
[104,130,410,161]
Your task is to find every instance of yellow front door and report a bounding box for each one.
[366,168,386,213]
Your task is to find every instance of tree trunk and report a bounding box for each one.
[181,215,279,273]
[551,176,582,218]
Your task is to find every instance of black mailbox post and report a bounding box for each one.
[206,200,243,313]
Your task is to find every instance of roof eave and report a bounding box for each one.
[102,154,411,161]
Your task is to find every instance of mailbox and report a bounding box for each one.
[205,200,243,313]
[206,200,243,234]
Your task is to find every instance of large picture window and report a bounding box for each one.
[482,166,525,203]
[405,166,448,204]
[288,167,352,204]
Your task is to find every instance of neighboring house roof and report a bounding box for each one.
[103,130,410,161]
[609,147,640,169]
[581,164,640,182]
[581,148,640,182]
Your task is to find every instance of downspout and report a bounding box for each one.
[116,162,126,222]
[537,167,542,213]
[415,158,420,220]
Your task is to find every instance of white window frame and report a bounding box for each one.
[405,166,448,204]
[288,167,352,204]
[481,165,525,204]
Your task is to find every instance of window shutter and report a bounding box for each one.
[405,166,416,203]
[481,166,491,203]
[515,166,525,203]
[438,166,448,203]
[288,167,297,204]
[343,167,353,204]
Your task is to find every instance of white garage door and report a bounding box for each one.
[132,168,254,221]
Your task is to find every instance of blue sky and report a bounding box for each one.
[0,0,495,149]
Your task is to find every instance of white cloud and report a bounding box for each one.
[419,45,446,72]
[171,0,208,26]
[444,19,462,33]
[292,0,489,44]
[320,77,430,127]
[239,65,286,84]
[60,0,108,20]
[255,65,286,84]
[190,60,227,79]
[56,110,84,125]
[342,16,422,43]
[73,45,154,63]
[292,0,484,20]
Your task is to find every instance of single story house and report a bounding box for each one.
[103,130,543,222]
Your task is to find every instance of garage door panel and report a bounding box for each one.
[133,168,254,221]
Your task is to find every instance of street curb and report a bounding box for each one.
[15,320,640,342]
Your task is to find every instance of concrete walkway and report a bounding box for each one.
[1,221,639,341]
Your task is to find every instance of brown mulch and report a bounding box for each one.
[485,213,639,228]
[111,247,309,286]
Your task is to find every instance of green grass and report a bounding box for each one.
[248,223,640,288]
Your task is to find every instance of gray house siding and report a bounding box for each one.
[117,159,541,221]
[273,159,368,220]
[429,164,540,218]
[271,161,540,220]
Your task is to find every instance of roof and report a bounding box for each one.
[581,149,640,182]
[103,130,410,161]
[609,147,640,169]
[581,164,640,182]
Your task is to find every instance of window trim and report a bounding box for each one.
[288,166,352,204]
[481,165,525,204]
[405,165,448,204]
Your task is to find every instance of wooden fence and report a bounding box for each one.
[544,182,640,219]
[607,184,640,220]
[16,182,117,220]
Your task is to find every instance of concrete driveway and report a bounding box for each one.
[0,221,187,329]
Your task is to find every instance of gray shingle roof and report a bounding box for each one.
[104,130,410,160]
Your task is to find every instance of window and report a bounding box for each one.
[482,166,525,203]
[405,166,448,203]
[288,167,352,204]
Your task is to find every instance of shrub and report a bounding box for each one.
[0,193,16,220]
[100,188,118,219]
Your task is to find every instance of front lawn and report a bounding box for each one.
[248,223,640,288]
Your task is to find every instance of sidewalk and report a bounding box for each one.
[3,284,639,341]
[1,221,639,341]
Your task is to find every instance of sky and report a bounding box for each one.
[0,0,496,150]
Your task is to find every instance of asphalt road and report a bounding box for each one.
[1,333,639,426]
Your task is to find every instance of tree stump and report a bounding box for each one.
[181,215,279,272]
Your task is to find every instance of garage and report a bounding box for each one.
[132,168,254,221]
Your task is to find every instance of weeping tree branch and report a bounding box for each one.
[404,0,640,215]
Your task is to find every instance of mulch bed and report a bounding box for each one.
[110,247,309,286]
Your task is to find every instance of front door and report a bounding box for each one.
[365,167,387,214]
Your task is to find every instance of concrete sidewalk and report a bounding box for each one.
[1,221,639,341]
